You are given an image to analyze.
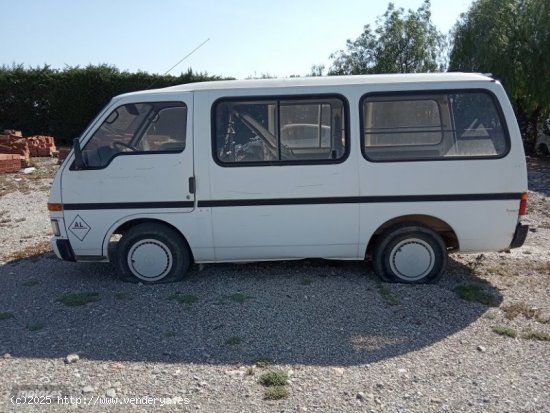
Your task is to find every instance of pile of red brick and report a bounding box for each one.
[27,135,57,157]
[0,154,23,173]
[0,130,57,173]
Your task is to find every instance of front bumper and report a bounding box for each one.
[509,223,529,249]
[51,238,76,261]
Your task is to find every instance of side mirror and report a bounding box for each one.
[73,137,85,170]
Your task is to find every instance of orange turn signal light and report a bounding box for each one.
[47,203,64,212]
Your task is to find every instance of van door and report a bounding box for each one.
[205,93,359,261]
[60,95,194,257]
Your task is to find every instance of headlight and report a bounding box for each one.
[50,219,61,236]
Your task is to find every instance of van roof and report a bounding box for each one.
[120,72,494,97]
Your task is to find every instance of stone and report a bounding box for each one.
[65,353,79,364]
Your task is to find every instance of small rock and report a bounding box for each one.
[105,388,116,398]
[356,392,366,401]
[477,345,487,353]
[65,353,79,364]
[398,368,407,375]
[82,385,94,394]
[332,367,345,376]
[2,353,11,359]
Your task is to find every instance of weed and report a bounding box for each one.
[376,284,399,306]
[255,356,274,368]
[114,292,130,300]
[264,385,289,400]
[164,331,176,338]
[170,293,198,305]
[27,322,45,331]
[521,330,550,341]
[5,241,51,263]
[259,370,288,387]
[454,284,498,307]
[492,325,517,338]
[0,311,15,320]
[501,302,536,320]
[229,293,251,304]
[535,312,550,324]
[57,292,100,307]
[468,254,486,274]
[484,311,498,320]
[300,277,313,285]
[21,280,40,287]
[225,336,242,346]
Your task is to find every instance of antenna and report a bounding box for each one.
[148,38,210,89]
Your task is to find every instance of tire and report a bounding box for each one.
[116,223,190,284]
[373,223,447,284]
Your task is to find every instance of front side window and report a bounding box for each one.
[362,91,509,161]
[213,96,347,165]
[81,102,187,168]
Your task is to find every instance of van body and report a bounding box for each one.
[48,73,529,284]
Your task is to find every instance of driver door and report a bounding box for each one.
[60,95,194,256]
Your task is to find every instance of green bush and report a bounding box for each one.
[0,64,226,144]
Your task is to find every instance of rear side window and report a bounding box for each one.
[213,96,347,165]
[361,91,509,161]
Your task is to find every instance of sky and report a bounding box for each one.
[1,0,474,79]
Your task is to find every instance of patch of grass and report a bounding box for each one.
[521,330,550,341]
[454,284,498,307]
[502,302,536,320]
[27,322,45,331]
[376,284,399,306]
[114,292,130,301]
[56,292,100,307]
[484,311,498,320]
[169,293,198,306]
[228,293,251,304]
[21,280,40,287]
[255,356,274,368]
[264,385,289,400]
[300,277,313,285]
[0,311,15,320]
[164,331,176,338]
[535,312,550,324]
[5,241,51,263]
[492,325,517,338]
[259,370,288,387]
[225,336,242,346]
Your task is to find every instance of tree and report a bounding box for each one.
[449,0,550,153]
[328,0,446,75]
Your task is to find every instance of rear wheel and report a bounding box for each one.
[116,223,190,283]
[373,223,447,284]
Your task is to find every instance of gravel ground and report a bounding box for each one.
[0,158,548,413]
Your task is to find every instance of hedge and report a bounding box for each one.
[0,64,226,144]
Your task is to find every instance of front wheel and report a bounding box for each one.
[373,223,447,284]
[116,223,190,283]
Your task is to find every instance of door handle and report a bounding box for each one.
[188,176,196,194]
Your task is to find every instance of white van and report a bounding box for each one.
[48,73,529,284]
